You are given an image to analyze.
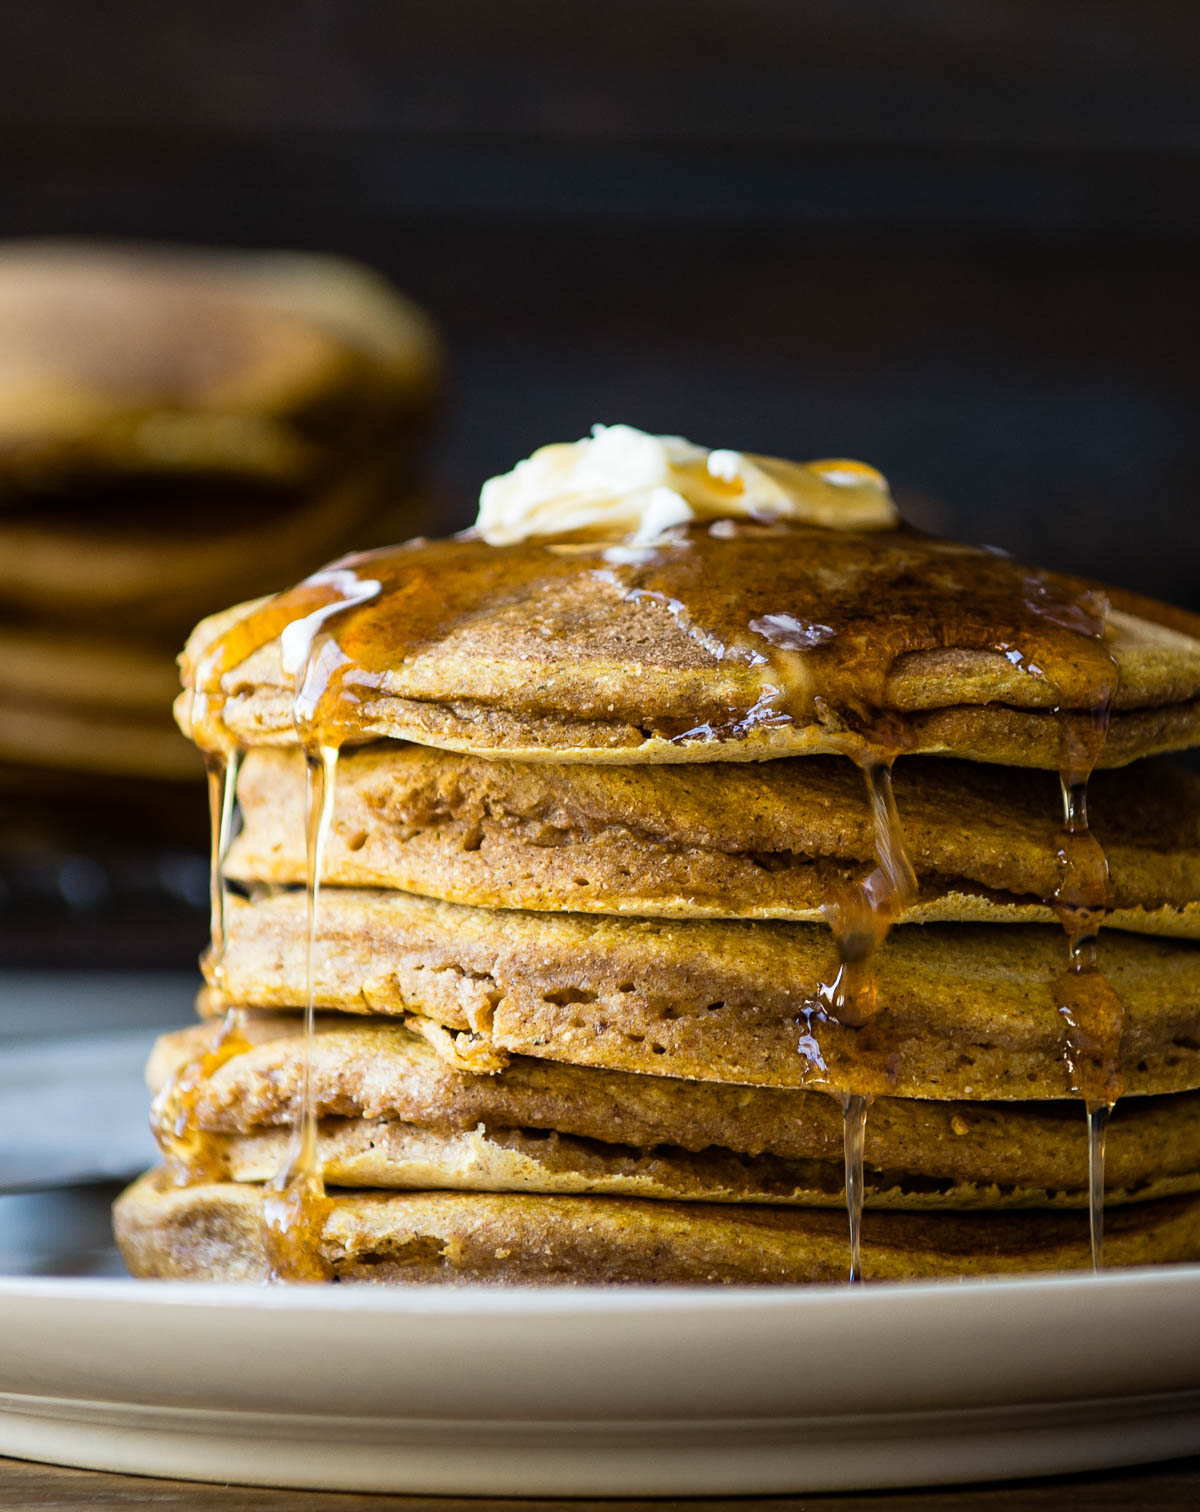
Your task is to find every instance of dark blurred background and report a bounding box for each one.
[4,1,1200,590]
[2,0,1199,967]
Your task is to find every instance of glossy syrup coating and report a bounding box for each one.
[177,520,1200,765]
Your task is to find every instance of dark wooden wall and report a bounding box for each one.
[3,0,1200,603]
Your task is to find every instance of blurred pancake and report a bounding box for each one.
[0,624,181,715]
[0,704,198,781]
[0,469,416,627]
[150,1018,1200,1209]
[176,525,1200,767]
[208,889,1200,1100]
[114,1172,1200,1284]
[0,241,440,493]
[227,745,1200,936]
[0,624,196,779]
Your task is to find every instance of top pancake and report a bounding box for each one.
[176,523,1200,767]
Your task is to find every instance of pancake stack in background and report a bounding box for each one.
[0,241,441,906]
[116,426,1200,1284]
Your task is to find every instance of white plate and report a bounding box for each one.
[2,1266,1200,1496]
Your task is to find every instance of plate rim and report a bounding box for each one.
[4,1258,1200,1313]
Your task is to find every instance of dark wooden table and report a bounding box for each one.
[4,1456,1200,1509]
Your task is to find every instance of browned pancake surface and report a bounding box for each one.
[228,745,1200,934]
[208,890,1200,1100]
[151,1018,1200,1209]
[114,1172,1200,1284]
[176,524,1200,766]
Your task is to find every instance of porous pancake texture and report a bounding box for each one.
[118,460,1200,1284]
[148,1019,1200,1210]
[228,746,1200,934]
[206,889,1200,1100]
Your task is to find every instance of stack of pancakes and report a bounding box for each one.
[116,443,1200,1284]
[0,241,440,852]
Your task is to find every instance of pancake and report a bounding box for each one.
[175,525,1200,767]
[149,1019,1200,1209]
[227,745,1200,936]
[0,700,200,781]
[0,467,416,628]
[0,613,198,779]
[208,889,1200,1101]
[193,1116,1200,1211]
[0,624,182,717]
[128,430,1200,1287]
[114,1173,1200,1284]
[0,241,440,492]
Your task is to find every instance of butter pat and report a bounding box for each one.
[476,424,897,545]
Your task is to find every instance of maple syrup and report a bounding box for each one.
[150,1007,252,1184]
[839,1092,871,1284]
[151,749,247,1182]
[202,748,241,992]
[1038,583,1121,1271]
[1086,1103,1111,1271]
[261,745,339,1282]
[258,565,382,1281]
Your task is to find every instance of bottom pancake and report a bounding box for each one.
[114,1171,1200,1285]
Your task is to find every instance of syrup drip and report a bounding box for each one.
[151,749,247,1182]
[180,522,1143,1284]
[261,745,338,1282]
[1086,1102,1111,1271]
[1036,580,1121,1272]
[817,763,918,1030]
[817,763,915,1282]
[1053,775,1123,1113]
[151,1008,251,1184]
[202,747,241,992]
[840,1092,871,1284]
[261,564,381,1282]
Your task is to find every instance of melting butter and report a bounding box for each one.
[476,424,897,545]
